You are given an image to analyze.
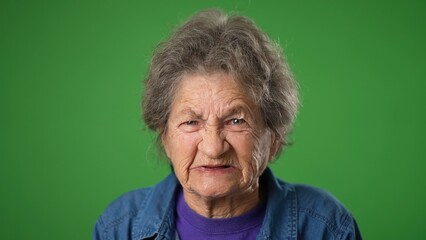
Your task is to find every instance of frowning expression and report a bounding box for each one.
[162,73,276,200]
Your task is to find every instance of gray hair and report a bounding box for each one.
[142,9,299,157]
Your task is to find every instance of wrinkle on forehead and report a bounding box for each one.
[176,101,254,120]
[171,73,262,125]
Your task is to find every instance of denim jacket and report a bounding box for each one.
[93,168,361,240]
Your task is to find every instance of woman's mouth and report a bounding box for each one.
[194,165,235,173]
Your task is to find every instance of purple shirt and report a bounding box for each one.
[176,190,266,240]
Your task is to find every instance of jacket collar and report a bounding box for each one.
[257,167,297,240]
[130,167,297,240]
[132,173,179,240]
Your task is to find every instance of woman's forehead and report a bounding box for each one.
[171,74,255,110]
[173,104,251,119]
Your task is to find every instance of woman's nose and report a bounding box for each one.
[198,128,229,159]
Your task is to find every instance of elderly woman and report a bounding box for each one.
[94,9,361,240]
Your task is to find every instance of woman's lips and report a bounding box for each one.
[193,165,235,173]
[205,165,230,168]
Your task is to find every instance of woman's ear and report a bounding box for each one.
[268,133,280,162]
[160,127,171,158]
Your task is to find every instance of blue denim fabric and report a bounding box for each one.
[93,168,362,240]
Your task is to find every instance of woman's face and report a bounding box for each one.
[163,73,276,200]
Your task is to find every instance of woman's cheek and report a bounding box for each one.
[174,132,201,172]
[182,132,202,150]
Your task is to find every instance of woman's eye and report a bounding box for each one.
[179,120,200,132]
[229,118,246,125]
[184,120,198,126]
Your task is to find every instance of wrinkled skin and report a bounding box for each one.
[162,72,278,218]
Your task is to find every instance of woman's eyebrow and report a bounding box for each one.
[176,105,253,119]
[222,105,251,118]
[177,108,201,118]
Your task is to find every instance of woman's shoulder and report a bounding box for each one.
[94,173,179,238]
[268,175,361,239]
[292,183,349,215]
[272,176,350,215]
[283,181,361,238]
[98,187,153,226]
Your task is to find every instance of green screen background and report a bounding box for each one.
[1,1,425,239]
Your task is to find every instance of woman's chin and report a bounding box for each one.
[188,178,242,200]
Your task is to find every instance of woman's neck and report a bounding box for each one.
[183,188,261,218]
